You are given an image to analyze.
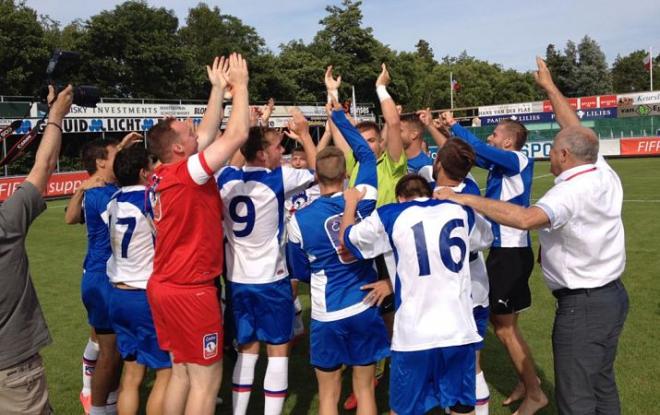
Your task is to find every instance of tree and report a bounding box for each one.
[574,35,612,95]
[74,1,195,98]
[0,0,51,95]
[612,50,660,93]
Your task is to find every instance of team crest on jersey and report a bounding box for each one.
[324,213,362,264]
[288,191,309,213]
[203,333,218,359]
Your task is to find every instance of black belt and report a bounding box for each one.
[552,279,620,299]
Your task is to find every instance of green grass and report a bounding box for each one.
[26,158,660,414]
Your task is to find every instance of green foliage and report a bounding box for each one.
[612,50,660,93]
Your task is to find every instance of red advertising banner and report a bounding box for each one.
[0,171,89,202]
[580,96,598,109]
[620,137,660,156]
[599,95,617,108]
[544,98,578,112]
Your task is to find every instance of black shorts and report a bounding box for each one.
[486,247,534,314]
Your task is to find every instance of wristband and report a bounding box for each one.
[376,85,391,102]
[46,122,63,133]
[327,89,339,103]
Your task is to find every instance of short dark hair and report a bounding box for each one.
[81,138,117,175]
[240,127,275,162]
[402,117,425,138]
[356,121,381,136]
[499,119,528,150]
[316,147,346,185]
[113,145,150,187]
[395,174,432,199]
[147,119,177,163]
[433,138,476,182]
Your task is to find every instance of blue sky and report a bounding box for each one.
[26,0,660,71]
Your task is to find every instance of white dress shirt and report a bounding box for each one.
[535,156,626,291]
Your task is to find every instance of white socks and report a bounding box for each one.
[475,371,490,415]
[232,353,258,415]
[81,338,99,396]
[264,357,288,415]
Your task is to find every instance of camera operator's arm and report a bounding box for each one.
[197,57,228,152]
[26,85,73,193]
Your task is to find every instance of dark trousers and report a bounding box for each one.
[552,279,629,415]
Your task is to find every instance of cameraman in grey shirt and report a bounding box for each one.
[0,85,72,415]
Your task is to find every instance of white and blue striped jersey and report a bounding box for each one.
[451,123,534,247]
[434,174,492,308]
[217,165,315,284]
[106,185,154,289]
[407,151,434,184]
[287,109,378,322]
[343,198,491,351]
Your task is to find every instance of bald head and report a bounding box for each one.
[554,126,599,163]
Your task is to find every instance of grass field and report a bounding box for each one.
[25,158,660,414]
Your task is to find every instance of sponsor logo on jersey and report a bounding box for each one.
[203,333,218,359]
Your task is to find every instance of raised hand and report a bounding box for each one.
[325,65,342,91]
[343,186,367,206]
[206,56,229,89]
[49,85,73,120]
[261,97,275,123]
[441,111,456,127]
[534,56,555,91]
[118,132,143,150]
[226,52,249,89]
[375,63,391,87]
[286,107,309,140]
[417,107,433,126]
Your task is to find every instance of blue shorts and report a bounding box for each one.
[390,344,476,415]
[229,279,294,346]
[310,307,390,370]
[81,271,113,332]
[108,287,171,370]
[473,306,489,350]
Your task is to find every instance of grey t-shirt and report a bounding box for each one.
[0,181,51,369]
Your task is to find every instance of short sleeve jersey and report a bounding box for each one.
[149,153,223,286]
[343,198,487,351]
[216,165,314,284]
[407,151,434,184]
[82,184,119,275]
[106,185,155,289]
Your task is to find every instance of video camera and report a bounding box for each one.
[41,49,100,108]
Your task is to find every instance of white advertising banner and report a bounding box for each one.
[478,101,543,116]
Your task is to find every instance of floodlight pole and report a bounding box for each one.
[650,47,654,91]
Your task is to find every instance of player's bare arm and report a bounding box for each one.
[284,107,317,170]
[197,56,229,151]
[418,107,448,148]
[376,63,403,162]
[201,53,250,172]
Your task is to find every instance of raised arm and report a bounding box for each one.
[25,85,73,193]
[197,57,228,151]
[285,107,317,170]
[201,53,250,172]
[376,64,403,163]
[316,120,332,153]
[534,56,580,129]
[331,107,376,179]
[418,107,448,148]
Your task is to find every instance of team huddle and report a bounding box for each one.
[65,53,626,415]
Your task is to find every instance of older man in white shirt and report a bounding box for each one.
[436,57,628,415]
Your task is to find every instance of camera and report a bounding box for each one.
[41,49,100,108]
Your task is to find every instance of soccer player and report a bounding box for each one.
[66,138,122,415]
[400,116,434,182]
[286,105,390,415]
[441,108,548,413]
[145,53,250,415]
[106,145,171,415]
[340,173,492,415]
[432,139,492,415]
[216,110,316,415]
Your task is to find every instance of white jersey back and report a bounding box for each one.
[106,185,154,289]
[217,165,314,284]
[344,197,491,351]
